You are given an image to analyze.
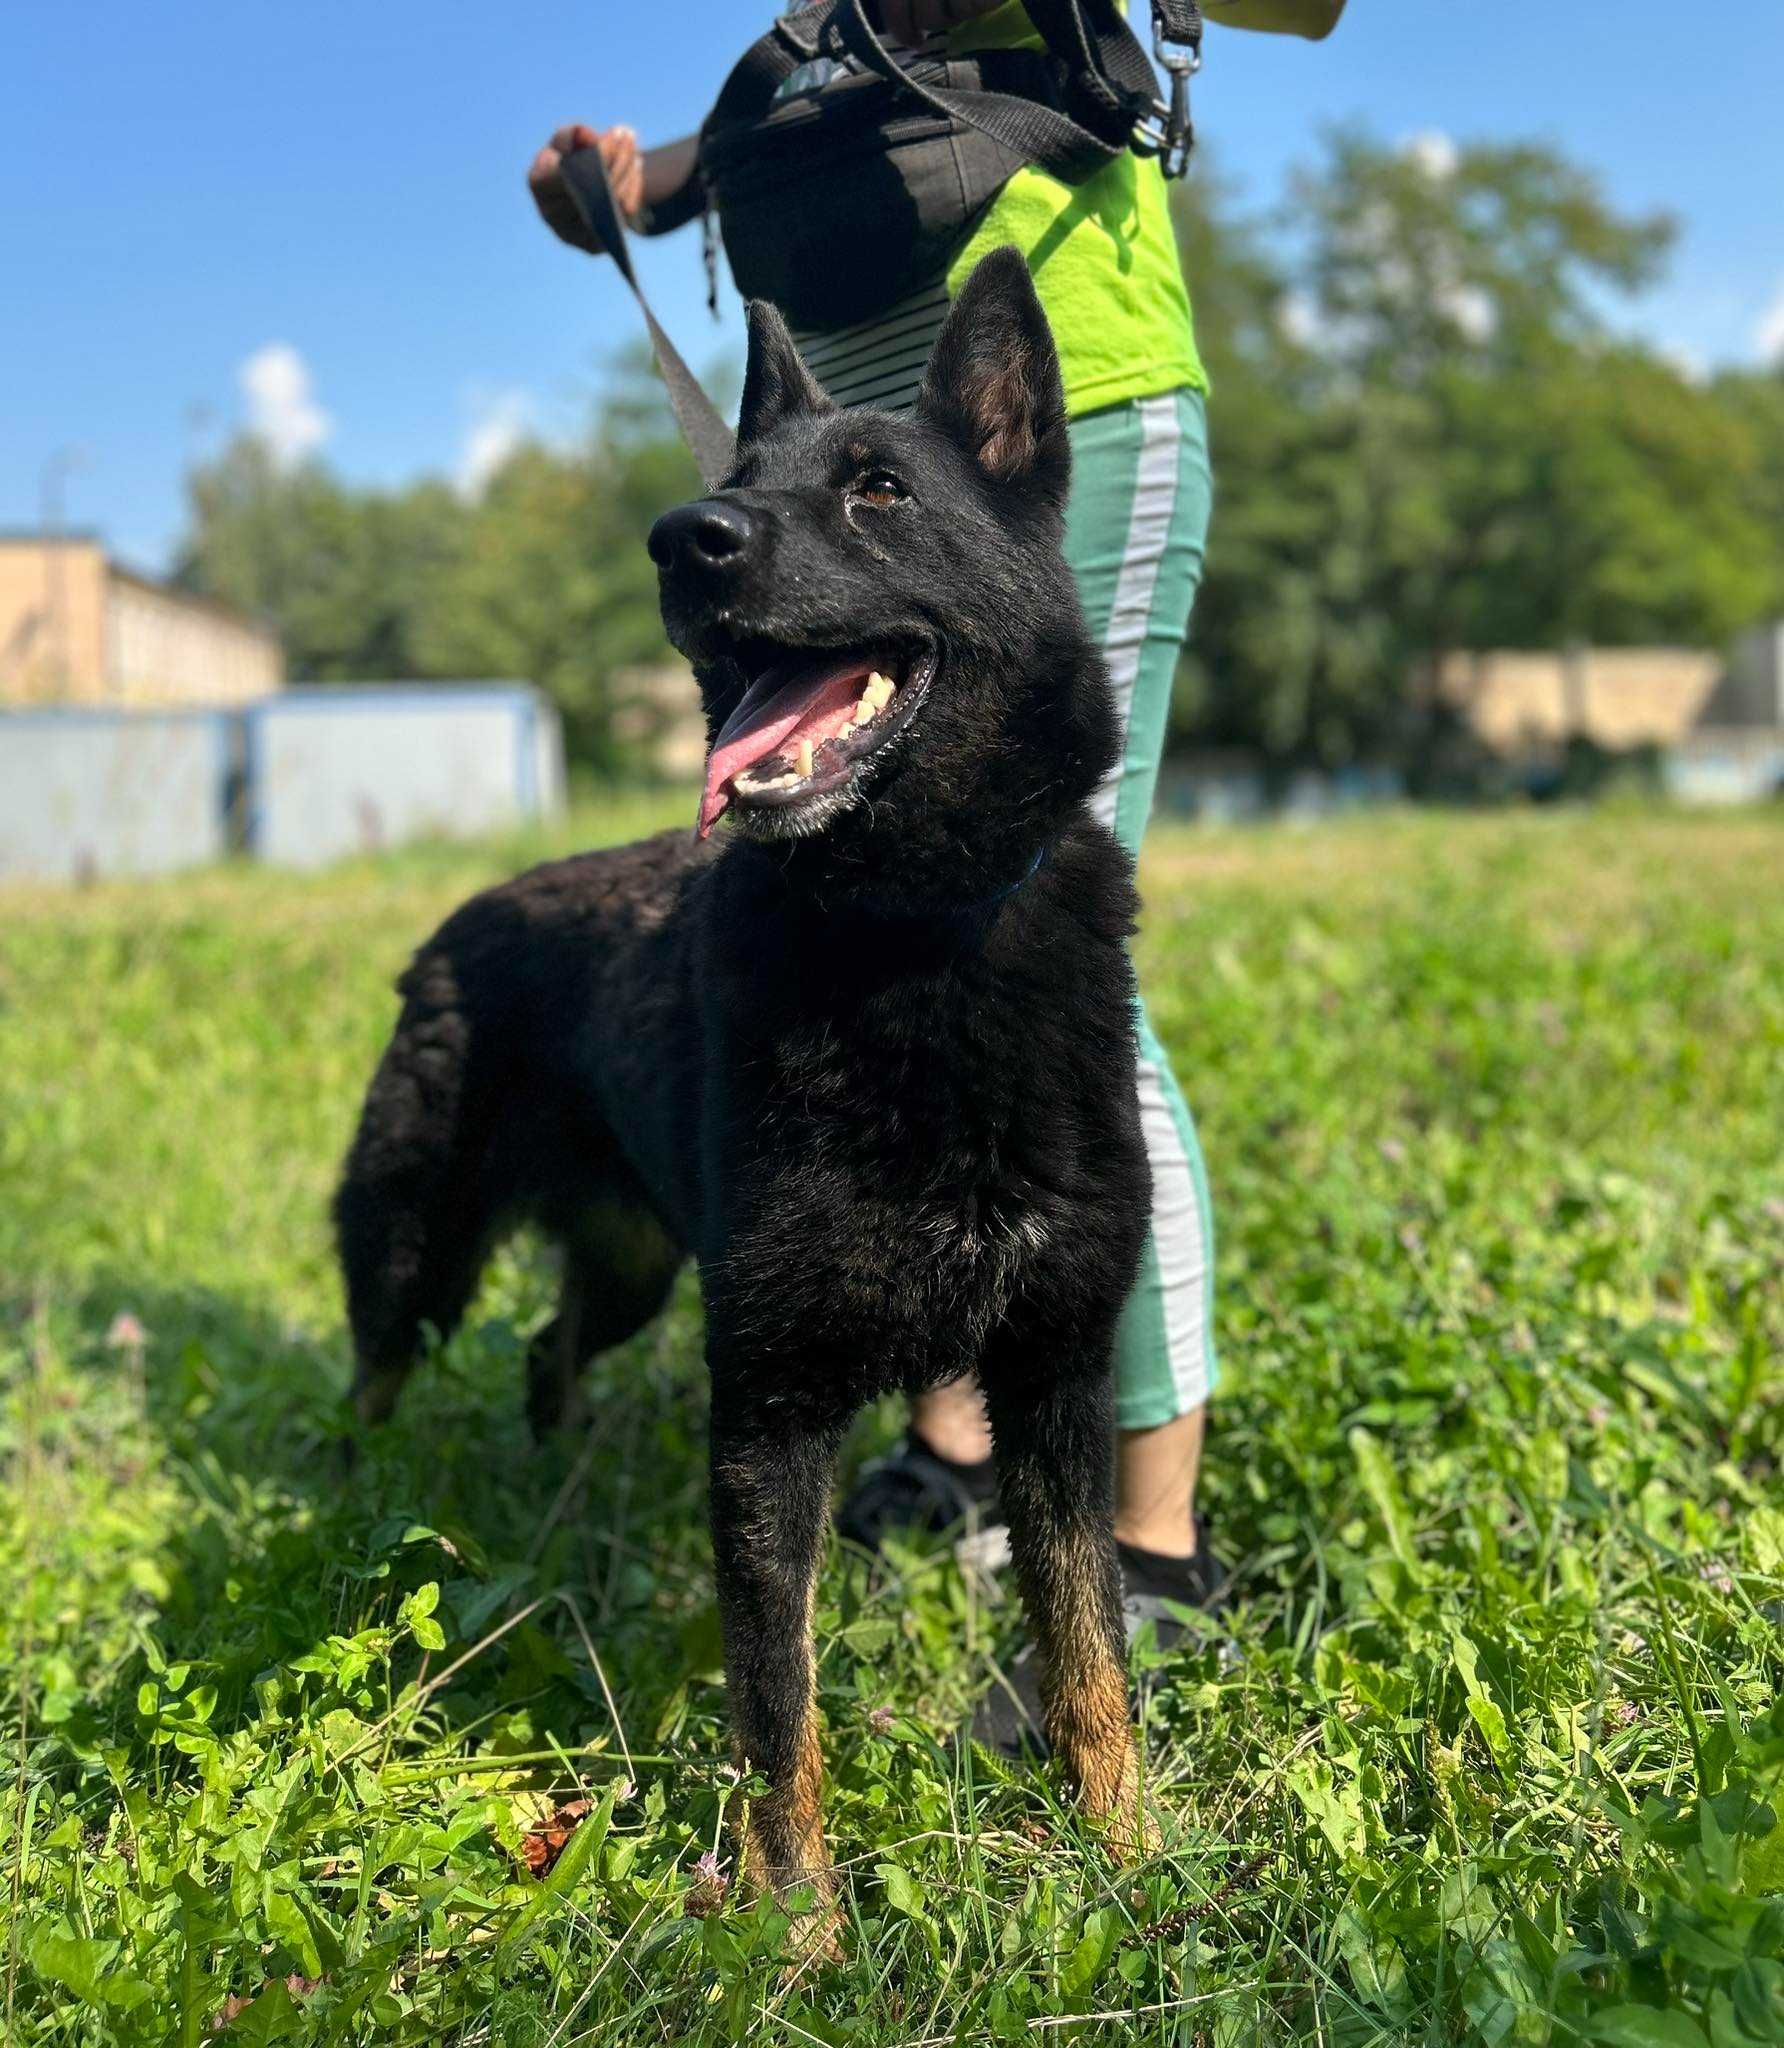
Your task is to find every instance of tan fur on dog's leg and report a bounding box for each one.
[709,1410,849,1963]
[731,1715,842,1961]
[983,1361,1159,1859]
[1037,1527,1156,1853]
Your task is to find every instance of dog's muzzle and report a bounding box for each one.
[648,498,754,582]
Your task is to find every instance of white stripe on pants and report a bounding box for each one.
[1088,395,1214,1418]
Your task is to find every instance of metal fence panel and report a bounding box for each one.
[244,684,560,869]
[1664,733,1784,805]
[1,683,564,883]
[0,707,229,881]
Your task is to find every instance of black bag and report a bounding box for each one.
[694,0,1202,332]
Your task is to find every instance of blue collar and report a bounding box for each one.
[857,845,1047,932]
[974,845,1047,911]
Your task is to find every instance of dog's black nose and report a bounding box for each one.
[648,498,753,573]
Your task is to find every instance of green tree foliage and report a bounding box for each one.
[1710,367,1784,613]
[412,365,700,762]
[1177,132,1784,770]
[176,440,472,684]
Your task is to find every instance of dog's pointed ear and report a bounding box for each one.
[737,299,833,447]
[918,247,1069,505]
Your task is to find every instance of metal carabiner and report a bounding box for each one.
[1153,20,1204,75]
[1138,22,1201,179]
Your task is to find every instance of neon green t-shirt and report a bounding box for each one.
[944,2,1207,415]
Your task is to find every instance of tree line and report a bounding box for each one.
[176,130,1784,775]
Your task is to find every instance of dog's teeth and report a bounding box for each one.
[795,738,814,779]
[854,674,895,724]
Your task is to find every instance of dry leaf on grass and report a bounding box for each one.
[211,1976,320,2032]
[516,1796,592,1879]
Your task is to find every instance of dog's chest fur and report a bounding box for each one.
[691,834,1147,1396]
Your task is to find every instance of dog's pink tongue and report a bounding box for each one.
[697,657,874,837]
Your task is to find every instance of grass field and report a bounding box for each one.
[3,802,1782,2047]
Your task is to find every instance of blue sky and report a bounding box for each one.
[6,1,1782,572]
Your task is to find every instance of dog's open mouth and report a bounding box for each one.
[697,645,935,838]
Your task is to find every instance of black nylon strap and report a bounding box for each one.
[1028,0,1178,110]
[1022,0,1128,124]
[706,9,829,131]
[1152,0,1203,44]
[555,146,736,491]
[825,0,1139,180]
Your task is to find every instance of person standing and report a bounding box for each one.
[529,0,1342,1744]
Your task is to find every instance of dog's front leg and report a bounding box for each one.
[981,1349,1148,1849]
[708,1396,846,1927]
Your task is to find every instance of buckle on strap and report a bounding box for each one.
[1133,20,1201,179]
[770,6,828,62]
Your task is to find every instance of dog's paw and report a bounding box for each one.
[1104,1795,1163,1861]
[348,1367,407,1429]
[740,1850,844,1973]
[1064,1738,1159,1861]
[774,1875,843,1974]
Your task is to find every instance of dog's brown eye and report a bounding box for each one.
[852,470,905,508]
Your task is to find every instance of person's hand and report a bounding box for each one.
[528,123,644,252]
[876,0,1004,43]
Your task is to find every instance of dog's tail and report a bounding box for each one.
[334,945,495,1420]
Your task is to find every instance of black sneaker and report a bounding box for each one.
[971,1524,1229,1760]
[835,1428,1005,1555]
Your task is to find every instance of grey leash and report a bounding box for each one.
[554,144,738,492]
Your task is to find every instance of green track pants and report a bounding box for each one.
[1064,388,1217,1425]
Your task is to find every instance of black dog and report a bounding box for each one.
[335,249,1154,1913]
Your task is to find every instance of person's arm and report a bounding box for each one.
[1203,0,1346,40]
[634,134,705,236]
[528,123,704,255]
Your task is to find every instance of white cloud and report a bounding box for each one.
[457,389,533,498]
[239,343,331,468]
[1756,281,1784,366]
[1402,129,1459,181]
[1661,342,1709,386]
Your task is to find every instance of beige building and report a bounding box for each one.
[610,661,708,780]
[0,535,282,709]
[1423,645,1724,754]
